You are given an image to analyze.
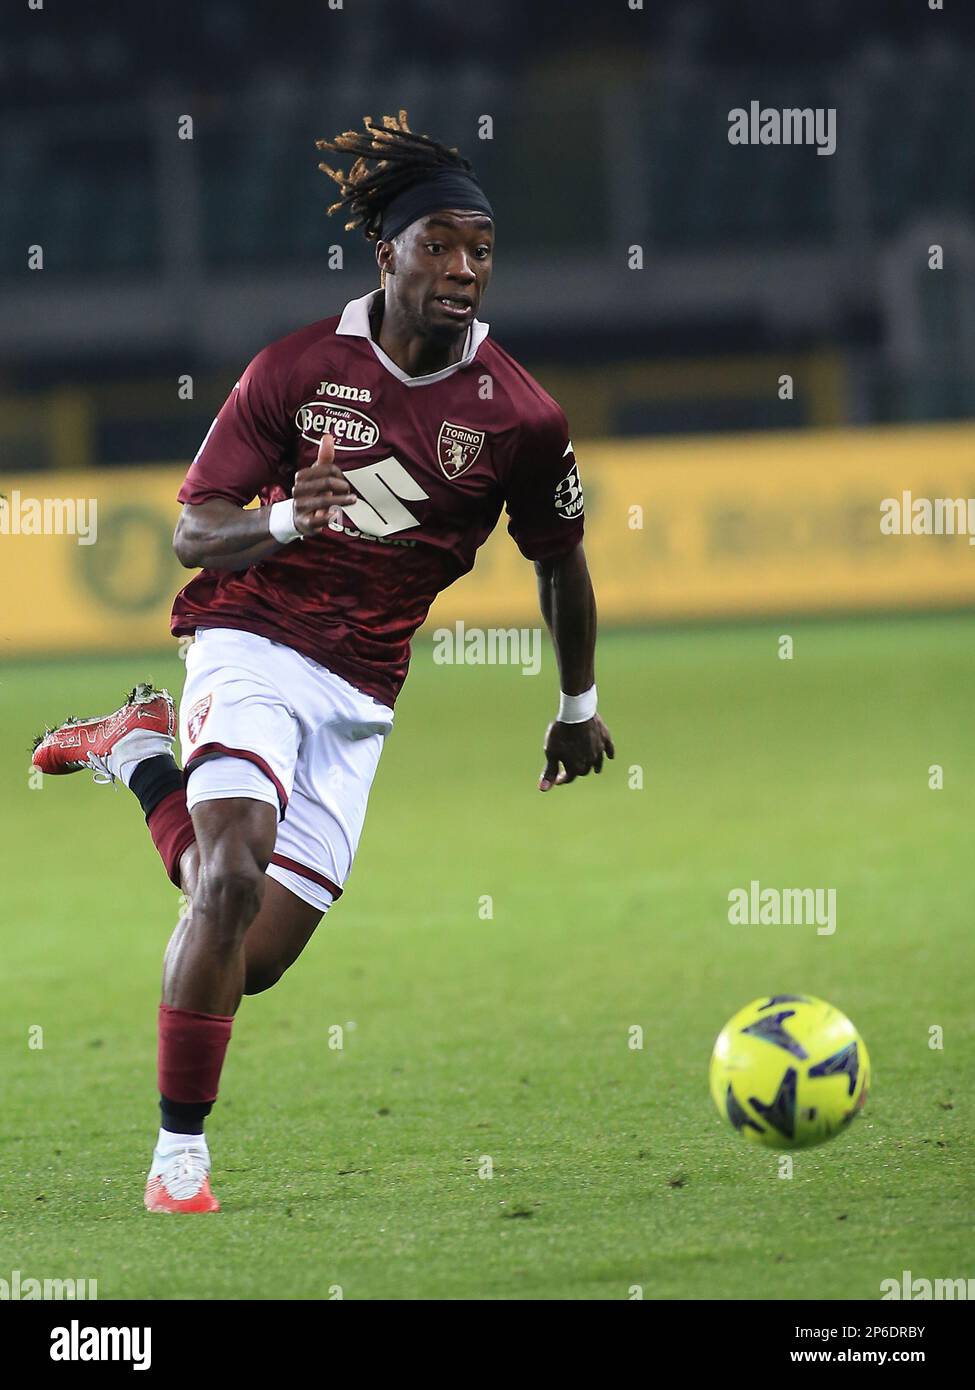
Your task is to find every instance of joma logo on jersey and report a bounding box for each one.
[554,456,584,519]
[296,403,379,451]
[437,421,485,479]
[315,380,372,403]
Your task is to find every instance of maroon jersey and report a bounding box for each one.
[171,290,585,706]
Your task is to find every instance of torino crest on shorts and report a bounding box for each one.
[185,694,212,745]
[171,290,585,710]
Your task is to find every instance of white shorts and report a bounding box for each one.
[179,627,394,914]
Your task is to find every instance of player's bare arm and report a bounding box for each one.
[535,541,615,790]
[172,433,353,570]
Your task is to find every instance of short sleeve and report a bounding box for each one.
[504,404,585,561]
[178,347,290,506]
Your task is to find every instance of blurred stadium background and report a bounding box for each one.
[2,2,974,1301]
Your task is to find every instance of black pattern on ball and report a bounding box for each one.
[742,1010,809,1060]
[750,1067,798,1140]
[809,1042,859,1096]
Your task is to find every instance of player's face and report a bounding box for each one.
[379,209,494,339]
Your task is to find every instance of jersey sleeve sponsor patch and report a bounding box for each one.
[504,409,584,561]
[553,449,584,520]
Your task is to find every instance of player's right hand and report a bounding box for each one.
[293,433,357,533]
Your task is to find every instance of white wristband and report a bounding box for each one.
[558,683,597,723]
[268,498,302,544]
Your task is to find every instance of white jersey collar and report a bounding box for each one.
[336,289,490,388]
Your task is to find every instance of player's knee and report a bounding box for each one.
[195,860,265,943]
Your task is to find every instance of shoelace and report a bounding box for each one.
[86,754,116,786]
[158,1147,210,1200]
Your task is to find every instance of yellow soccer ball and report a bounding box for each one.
[709,994,870,1149]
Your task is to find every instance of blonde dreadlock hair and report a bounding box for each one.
[316,109,475,244]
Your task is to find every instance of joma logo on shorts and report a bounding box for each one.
[296,403,379,451]
[316,380,372,403]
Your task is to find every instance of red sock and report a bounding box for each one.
[148,790,196,887]
[157,1003,233,1105]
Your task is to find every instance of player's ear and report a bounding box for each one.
[376,239,395,278]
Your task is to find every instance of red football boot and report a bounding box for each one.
[32,683,176,784]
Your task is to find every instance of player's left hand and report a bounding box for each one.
[539,715,615,791]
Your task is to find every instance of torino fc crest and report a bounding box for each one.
[186,694,212,744]
[437,421,485,479]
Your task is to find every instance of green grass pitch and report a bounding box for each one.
[1,617,972,1300]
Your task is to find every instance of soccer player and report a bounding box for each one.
[33,111,614,1213]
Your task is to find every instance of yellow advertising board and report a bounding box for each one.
[1,467,187,657]
[1,423,974,658]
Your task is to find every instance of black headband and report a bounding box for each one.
[380,167,494,242]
